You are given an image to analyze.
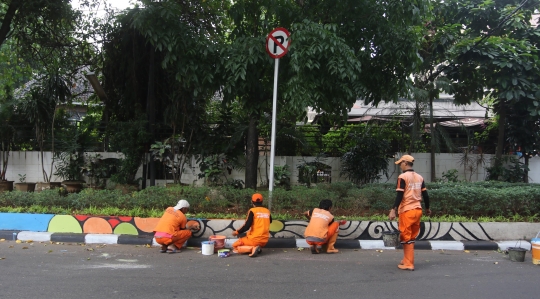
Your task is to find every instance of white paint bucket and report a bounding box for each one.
[201,241,215,255]
[532,231,540,265]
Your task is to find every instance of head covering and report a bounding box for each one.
[251,193,263,203]
[173,199,190,210]
[395,155,415,165]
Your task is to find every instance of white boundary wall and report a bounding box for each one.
[3,151,540,186]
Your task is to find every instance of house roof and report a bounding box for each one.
[308,94,490,124]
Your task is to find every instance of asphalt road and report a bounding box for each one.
[0,240,538,299]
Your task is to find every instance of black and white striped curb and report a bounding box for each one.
[1,230,532,252]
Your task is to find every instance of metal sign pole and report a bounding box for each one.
[268,58,279,211]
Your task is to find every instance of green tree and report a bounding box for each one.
[428,0,540,165]
[221,0,429,189]
[340,134,390,185]
[0,0,78,48]
[505,102,540,182]
[100,0,228,187]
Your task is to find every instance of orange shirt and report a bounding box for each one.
[396,171,426,214]
[245,207,271,243]
[153,207,187,236]
[304,208,334,239]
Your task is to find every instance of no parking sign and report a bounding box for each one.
[266,27,291,59]
[266,27,290,210]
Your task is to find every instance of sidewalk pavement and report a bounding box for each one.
[0,230,532,252]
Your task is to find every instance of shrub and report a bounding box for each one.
[2,182,540,219]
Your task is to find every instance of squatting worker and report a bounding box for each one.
[304,199,346,254]
[231,193,272,257]
[153,199,197,254]
[388,155,431,271]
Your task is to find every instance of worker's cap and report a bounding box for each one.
[174,199,190,210]
[251,193,263,203]
[395,155,415,165]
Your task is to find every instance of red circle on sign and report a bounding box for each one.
[266,27,291,59]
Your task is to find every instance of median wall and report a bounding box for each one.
[1,213,539,242]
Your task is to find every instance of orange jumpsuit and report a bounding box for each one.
[233,206,271,251]
[304,208,339,246]
[395,170,426,243]
[153,207,192,249]
[394,169,429,270]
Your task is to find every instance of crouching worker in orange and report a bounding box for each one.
[304,199,345,254]
[231,193,271,257]
[388,155,431,271]
[153,199,198,254]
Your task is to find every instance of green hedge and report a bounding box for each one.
[0,182,539,218]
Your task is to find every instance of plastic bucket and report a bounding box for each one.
[209,235,226,252]
[201,241,215,255]
[532,232,540,265]
[218,249,230,258]
[382,231,400,247]
[508,247,526,262]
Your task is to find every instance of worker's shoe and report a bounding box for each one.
[159,244,168,253]
[310,245,319,254]
[168,245,180,254]
[397,264,414,271]
[397,243,414,271]
[326,247,339,253]
[249,246,260,257]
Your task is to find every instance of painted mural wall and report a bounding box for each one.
[1,213,539,241]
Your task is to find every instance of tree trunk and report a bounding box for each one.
[429,97,436,182]
[495,100,506,162]
[245,114,259,189]
[409,101,421,153]
[0,0,21,48]
[146,47,156,187]
[524,154,529,183]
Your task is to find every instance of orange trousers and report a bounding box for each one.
[155,230,192,249]
[398,208,422,244]
[232,236,267,250]
[306,222,339,246]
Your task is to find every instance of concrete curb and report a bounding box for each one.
[3,231,532,251]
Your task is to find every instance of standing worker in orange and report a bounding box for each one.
[389,155,431,271]
[231,193,272,257]
[153,199,198,254]
[304,199,345,254]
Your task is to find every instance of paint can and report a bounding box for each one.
[382,230,400,247]
[218,249,230,258]
[532,231,540,265]
[201,241,215,255]
[209,235,226,252]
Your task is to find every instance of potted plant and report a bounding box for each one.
[54,151,85,193]
[274,165,292,190]
[81,153,111,189]
[150,133,193,187]
[14,174,36,192]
